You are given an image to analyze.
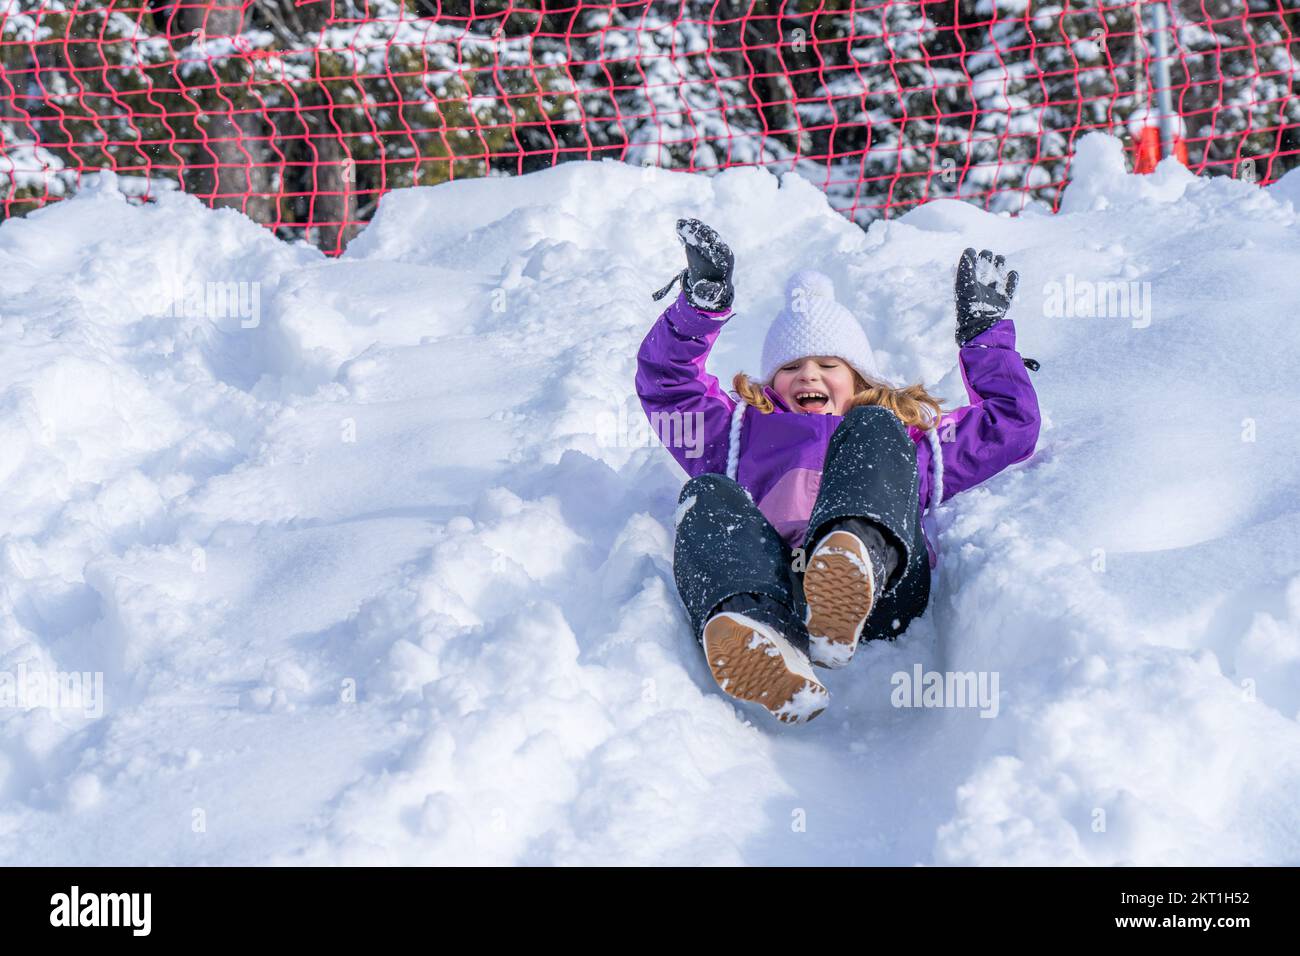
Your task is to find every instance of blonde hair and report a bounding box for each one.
[733,369,944,431]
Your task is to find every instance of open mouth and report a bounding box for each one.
[795,390,830,413]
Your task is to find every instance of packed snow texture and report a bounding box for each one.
[2,134,1299,865]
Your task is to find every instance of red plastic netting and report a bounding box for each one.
[2,1,1297,253]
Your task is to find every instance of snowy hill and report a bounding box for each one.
[1,134,1298,865]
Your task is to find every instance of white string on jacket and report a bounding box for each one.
[725,399,746,481]
[924,424,945,514]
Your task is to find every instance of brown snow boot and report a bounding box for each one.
[803,528,882,668]
[702,611,829,724]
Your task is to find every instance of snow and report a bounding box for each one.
[1,134,1299,865]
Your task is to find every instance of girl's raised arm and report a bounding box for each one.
[923,249,1041,507]
[635,219,739,478]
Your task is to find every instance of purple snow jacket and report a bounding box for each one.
[636,290,1041,567]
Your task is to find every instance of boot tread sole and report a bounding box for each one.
[703,615,827,724]
[804,531,876,666]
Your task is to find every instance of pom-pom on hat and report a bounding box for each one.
[759,269,885,386]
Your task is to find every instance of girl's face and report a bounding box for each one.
[773,356,858,415]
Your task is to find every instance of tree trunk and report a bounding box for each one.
[169,2,274,224]
[300,84,359,255]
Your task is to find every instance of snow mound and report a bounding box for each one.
[1,144,1298,865]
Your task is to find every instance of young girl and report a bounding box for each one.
[637,218,1041,724]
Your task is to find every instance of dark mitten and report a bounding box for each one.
[954,247,1019,345]
[651,218,735,310]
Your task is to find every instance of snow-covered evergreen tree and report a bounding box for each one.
[2,0,1298,247]
[952,0,1300,209]
[1167,0,1300,180]
[788,0,975,223]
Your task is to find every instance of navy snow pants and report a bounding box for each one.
[672,404,931,646]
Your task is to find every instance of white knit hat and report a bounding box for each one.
[760,270,884,386]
